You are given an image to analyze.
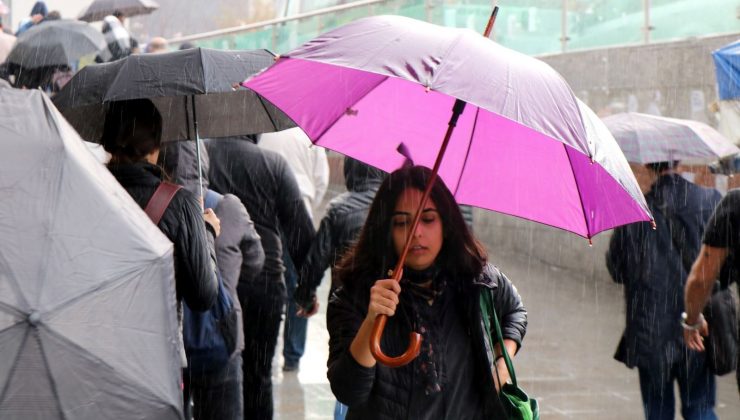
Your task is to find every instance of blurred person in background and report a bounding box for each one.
[259,127,329,373]
[607,161,721,420]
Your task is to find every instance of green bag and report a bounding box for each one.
[480,289,539,420]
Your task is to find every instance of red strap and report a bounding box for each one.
[144,182,183,225]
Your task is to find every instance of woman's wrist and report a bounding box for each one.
[680,312,704,330]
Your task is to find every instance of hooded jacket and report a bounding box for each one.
[606,173,721,369]
[160,140,265,354]
[108,161,218,311]
[206,136,315,284]
[295,158,385,308]
[327,264,527,419]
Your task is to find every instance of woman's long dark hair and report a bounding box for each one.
[103,99,162,164]
[335,165,487,290]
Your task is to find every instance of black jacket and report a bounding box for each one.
[296,159,385,307]
[606,174,721,369]
[206,136,315,283]
[327,264,527,419]
[108,162,218,311]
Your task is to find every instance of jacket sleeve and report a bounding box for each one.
[493,269,527,350]
[327,288,377,407]
[172,190,218,312]
[296,212,336,308]
[606,227,630,285]
[219,194,265,285]
[311,147,330,210]
[276,160,316,269]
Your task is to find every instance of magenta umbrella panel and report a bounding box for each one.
[244,15,651,239]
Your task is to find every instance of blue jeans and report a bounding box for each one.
[638,349,717,420]
[184,355,243,420]
[334,401,348,420]
[282,251,307,368]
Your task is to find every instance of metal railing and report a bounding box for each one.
[168,0,740,56]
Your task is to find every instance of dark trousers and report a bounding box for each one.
[282,251,307,368]
[239,277,286,420]
[184,355,243,420]
[638,349,717,420]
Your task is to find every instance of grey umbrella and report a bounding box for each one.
[78,0,160,22]
[6,19,106,69]
[0,88,183,419]
[53,47,295,197]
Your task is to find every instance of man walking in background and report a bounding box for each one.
[607,162,721,420]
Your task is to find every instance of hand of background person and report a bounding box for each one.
[683,318,709,352]
[203,208,221,237]
[31,14,44,23]
[297,294,319,318]
[367,279,401,319]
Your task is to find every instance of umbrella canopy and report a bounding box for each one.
[0,88,183,419]
[78,0,160,22]
[602,112,740,164]
[245,15,651,239]
[0,32,15,63]
[6,19,106,69]
[713,39,740,101]
[53,47,294,143]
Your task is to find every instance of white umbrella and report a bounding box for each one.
[0,88,183,419]
[603,112,740,164]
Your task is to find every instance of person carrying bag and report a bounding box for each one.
[481,288,539,420]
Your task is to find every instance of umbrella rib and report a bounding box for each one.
[0,301,24,317]
[563,143,591,239]
[257,94,279,131]
[453,106,481,196]
[35,329,69,420]
[0,327,30,407]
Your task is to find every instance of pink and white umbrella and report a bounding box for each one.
[245,15,651,240]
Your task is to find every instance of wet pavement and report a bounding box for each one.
[272,244,739,419]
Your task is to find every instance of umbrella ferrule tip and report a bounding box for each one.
[27,311,42,326]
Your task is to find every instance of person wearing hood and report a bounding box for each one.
[15,1,46,35]
[96,14,138,62]
[160,140,265,420]
[296,157,386,313]
[206,134,316,420]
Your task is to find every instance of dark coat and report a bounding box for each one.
[327,264,527,419]
[108,161,218,311]
[206,136,315,284]
[295,159,385,308]
[606,173,721,369]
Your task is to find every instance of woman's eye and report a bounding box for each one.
[421,216,437,224]
[393,220,408,227]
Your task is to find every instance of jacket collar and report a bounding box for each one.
[107,161,163,188]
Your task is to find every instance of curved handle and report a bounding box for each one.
[369,314,422,367]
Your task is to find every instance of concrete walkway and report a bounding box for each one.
[272,248,739,419]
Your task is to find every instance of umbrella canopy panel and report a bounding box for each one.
[603,112,740,164]
[713,39,740,101]
[245,16,651,238]
[79,0,160,22]
[53,47,294,142]
[0,88,182,419]
[6,20,106,69]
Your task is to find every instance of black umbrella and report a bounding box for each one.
[78,0,160,22]
[6,20,106,69]
[53,47,295,197]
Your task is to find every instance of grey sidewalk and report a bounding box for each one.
[272,249,739,419]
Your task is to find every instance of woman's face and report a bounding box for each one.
[391,188,444,271]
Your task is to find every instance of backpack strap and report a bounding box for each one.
[144,182,183,225]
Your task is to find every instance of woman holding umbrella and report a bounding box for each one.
[326,165,528,419]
